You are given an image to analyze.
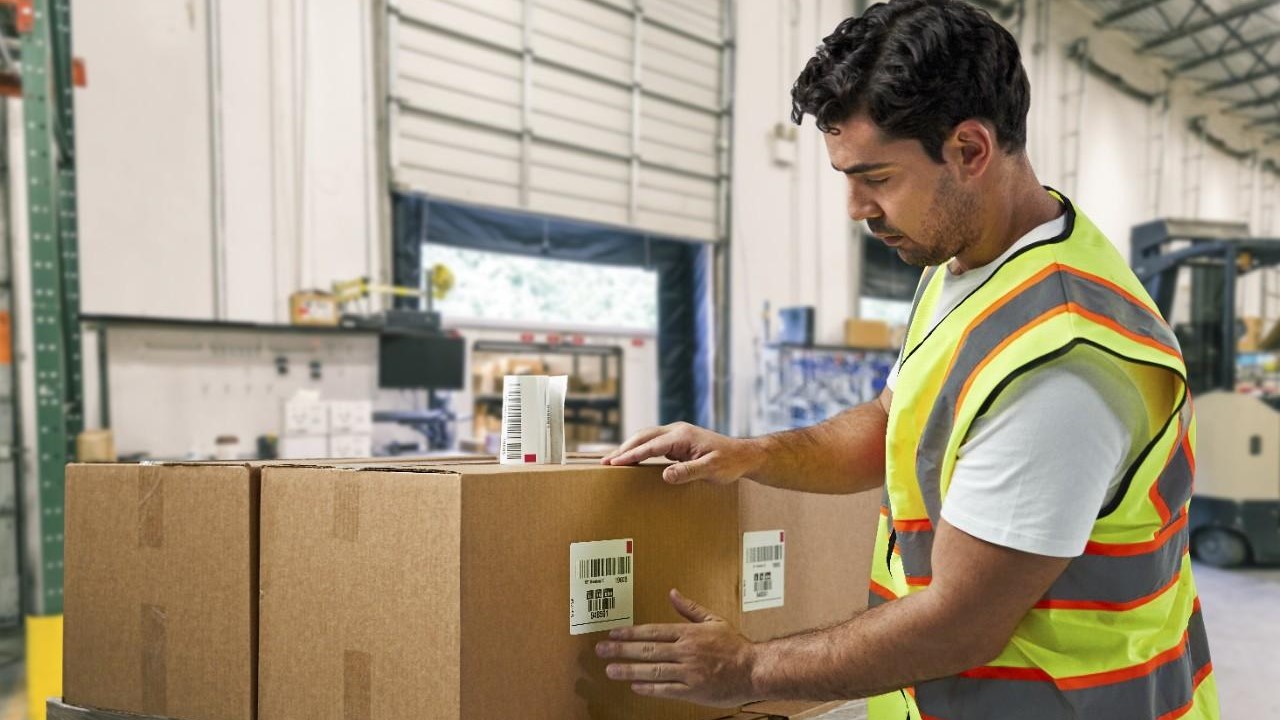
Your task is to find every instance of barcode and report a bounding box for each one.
[504,382,523,460]
[587,588,616,613]
[753,571,773,597]
[748,544,783,564]
[578,555,632,580]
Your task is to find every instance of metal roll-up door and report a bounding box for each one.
[387,0,729,242]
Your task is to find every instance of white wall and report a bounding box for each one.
[71,0,382,324]
[729,0,858,435]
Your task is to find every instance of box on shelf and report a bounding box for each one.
[258,460,878,720]
[282,392,328,437]
[843,319,895,350]
[328,400,373,435]
[289,291,340,327]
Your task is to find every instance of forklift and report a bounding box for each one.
[1131,218,1280,567]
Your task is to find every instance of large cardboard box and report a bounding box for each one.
[843,319,895,350]
[258,461,877,720]
[64,462,261,720]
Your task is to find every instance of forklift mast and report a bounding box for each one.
[1130,219,1280,396]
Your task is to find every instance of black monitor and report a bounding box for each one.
[378,331,466,389]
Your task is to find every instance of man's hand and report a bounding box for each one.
[595,589,758,708]
[601,422,762,485]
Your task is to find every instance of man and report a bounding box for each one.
[593,1,1221,718]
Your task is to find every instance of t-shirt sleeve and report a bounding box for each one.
[939,350,1137,558]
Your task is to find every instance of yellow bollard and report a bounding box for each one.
[25,615,62,720]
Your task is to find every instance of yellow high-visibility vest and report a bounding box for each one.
[868,191,1220,720]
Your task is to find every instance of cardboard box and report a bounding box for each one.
[65,462,260,720]
[258,461,877,720]
[289,291,340,326]
[843,319,895,350]
[76,429,117,463]
[328,401,373,435]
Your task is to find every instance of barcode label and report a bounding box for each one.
[748,545,783,564]
[743,530,785,611]
[753,571,773,597]
[578,555,632,580]
[503,378,523,461]
[586,588,616,613]
[569,539,634,635]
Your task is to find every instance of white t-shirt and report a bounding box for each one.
[886,214,1150,558]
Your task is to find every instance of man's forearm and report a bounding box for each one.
[747,589,994,701]
[744,400,888,494]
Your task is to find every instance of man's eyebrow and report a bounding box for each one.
[831,162,892,175]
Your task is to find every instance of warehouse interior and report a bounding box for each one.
[0,0,1278,718]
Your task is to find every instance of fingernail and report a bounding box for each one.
[609,629,621,639]
[595,642,607,656]
[606,665,619,678]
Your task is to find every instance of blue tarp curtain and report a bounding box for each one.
[393,192,713,427]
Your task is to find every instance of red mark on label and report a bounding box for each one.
[524,453,536,463]
[626,540,633,554]
[780,531,785,543]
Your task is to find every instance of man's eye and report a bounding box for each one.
[865,176,889,185]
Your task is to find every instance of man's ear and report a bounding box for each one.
[944,119,995,179]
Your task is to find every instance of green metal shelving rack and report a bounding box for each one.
[16,0,82,714]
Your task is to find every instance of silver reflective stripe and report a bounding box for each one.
[895,529,934,580]
[915,608,1212,720]
[914,268,1181,526]
[1043,525,1188,605]
[1155,420,1194,517]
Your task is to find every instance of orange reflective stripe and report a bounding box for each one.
[893,518,933,532]
[1057,264,1165,325]
[1085,511,1187,557]
[1065,301,1181,359]
[879,505,890,517]
[963,630,1191,692]
[869,580,897,602]
[905,575,932,587]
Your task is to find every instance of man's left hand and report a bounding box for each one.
[595,588,759,708]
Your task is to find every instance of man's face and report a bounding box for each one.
[823,115,981,268]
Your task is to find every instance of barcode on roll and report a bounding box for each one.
[504,383,523,460]
[587,588,616,613]
[578,555,632,580]
[753,571,773,597]
[748,545,783,564]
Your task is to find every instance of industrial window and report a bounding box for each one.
[423,244,659,331]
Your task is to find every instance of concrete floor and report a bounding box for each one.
[1193,560,1280,718]
[0,561,1271,718]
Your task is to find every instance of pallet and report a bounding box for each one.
[50,697,868,720]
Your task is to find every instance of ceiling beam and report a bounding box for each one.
[1247,115,1280,128]
[1231,88,1280,111]
[1139,0,1280,54]
[1175,29,1280,73]
[1095,0,1174,28]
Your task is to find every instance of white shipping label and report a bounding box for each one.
[569,538,634,635]
[500,375,568,465]
[742,530,785,611]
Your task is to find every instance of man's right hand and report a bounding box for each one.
[601,422,762,486]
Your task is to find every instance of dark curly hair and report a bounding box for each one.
[790,0,1030,163]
